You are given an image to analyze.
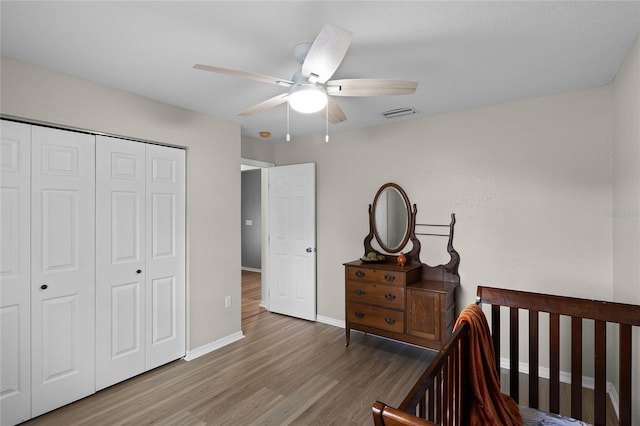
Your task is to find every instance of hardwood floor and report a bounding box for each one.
[241,270,266,321]
[23,271,436,425]
[20,272,619,425]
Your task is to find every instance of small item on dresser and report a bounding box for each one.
[396,252,406,267]
[360,251,385,263]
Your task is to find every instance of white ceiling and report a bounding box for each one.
[2,1,639,142]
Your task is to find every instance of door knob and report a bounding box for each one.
[40,284,48,290]
[136,269,142,274]
[306,247,316,253]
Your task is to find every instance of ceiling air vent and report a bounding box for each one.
[381,107,419,119]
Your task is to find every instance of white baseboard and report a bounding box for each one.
[241,267,261,273]
[316,315,345,329]
[184,331,245,361]
[499,357,619,418]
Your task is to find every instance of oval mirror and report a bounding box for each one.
[372,183,411,253]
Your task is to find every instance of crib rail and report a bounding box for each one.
[373,322,470,426]
[477,286,640,426]
[373,286,640,426]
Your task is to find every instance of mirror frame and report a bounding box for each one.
[372,183,412,253]
[364,183,421,263]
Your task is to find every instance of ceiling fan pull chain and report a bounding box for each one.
[286,102,291,142]
[325,102,329,143]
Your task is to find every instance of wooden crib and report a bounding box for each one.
[373,286,640,426]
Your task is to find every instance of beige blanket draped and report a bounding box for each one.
[454,304,523,426]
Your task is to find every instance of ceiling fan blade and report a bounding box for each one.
[193,64,293,87]
[326,79,418,96]
[239,93,289,116]
[319,96,347,124]
[302,24,352,84]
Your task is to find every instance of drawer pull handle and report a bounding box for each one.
[384,274,395,282]
[384,317,396,325]
[384,293,396,301]
[355,289,365,296]
[355,311,365,319]
[355,270,365,278]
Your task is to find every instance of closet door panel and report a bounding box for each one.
[0,120,31,425]
[145,144,185,370]
[30,126,95,417]
[96,136,146,390]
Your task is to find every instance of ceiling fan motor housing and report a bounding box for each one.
[293,42,312,63]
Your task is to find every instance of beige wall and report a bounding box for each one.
[242,134,276,164]
[612,36,640,304]
[1,57,242,352]
[612,36,640,423]
[273,87,614,321]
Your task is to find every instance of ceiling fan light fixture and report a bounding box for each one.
[288,85,327,114]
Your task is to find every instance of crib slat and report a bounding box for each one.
[528,310,539,409]
[549,313,560,414]
[570,317,582,420]
[449,351,462,425]
[443,357,450,425]
[619,324,631,426]
[427,377,434,421]
[594,320,606,425]
[436,366,443,424]
[509,307,519,403]
[491,304,500,375]
[459,330,470,425]
[447,353,454,426]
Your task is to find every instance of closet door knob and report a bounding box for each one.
[136,269,142,274]
[40,284,48,290]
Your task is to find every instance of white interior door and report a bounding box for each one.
[96,136,146,390]
[30,126,96,417]
[145,144,186,370]
[268,163,316,321]
[0,120,32,425]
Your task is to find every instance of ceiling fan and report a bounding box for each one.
[194,24,418,125]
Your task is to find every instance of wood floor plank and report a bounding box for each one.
[250,375,339,425]
[199,387,285,425]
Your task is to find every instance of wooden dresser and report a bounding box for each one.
[344,182,460,350]
[344,260,457,350]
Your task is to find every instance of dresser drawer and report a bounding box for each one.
[345,265,406,286]
[347,303,404,333]
[346,281,405,310]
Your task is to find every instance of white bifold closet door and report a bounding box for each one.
[1,121,32,425]
[96,136,185,390]
[30,126,96,417]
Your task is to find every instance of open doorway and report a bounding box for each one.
[241,159,317,324]
[241,159,273,323]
